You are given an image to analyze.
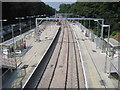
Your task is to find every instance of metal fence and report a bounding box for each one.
[76,21,104,51]
[76,22,120,82]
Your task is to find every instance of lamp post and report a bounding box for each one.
[103,25,110,73]
[15,17,24,36]
[83,17,85,27]
[0,19,7,61]
[93,19,104,51]
[89,19,90,29]
[94,19,99,49]
[45,24,48,39]
[0,19,7,42]
[11,24,17,68]
[35,18,43,41]
[26,16,34,30]
[81,16,85,30]
[45,15,48,39]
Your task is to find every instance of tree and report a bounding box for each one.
[59,2,120,37]
[2,2,55,25]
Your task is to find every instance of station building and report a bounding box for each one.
[103,38,120,75]
[0,35,26,69]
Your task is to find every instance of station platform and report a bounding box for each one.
[2,22,60,88]
[70,23,117,88]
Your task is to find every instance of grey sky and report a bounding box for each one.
[41,0,76,11]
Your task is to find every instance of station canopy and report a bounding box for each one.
[0,35,23,46]
[104,38,120,48]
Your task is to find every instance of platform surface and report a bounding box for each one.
[70,23,116,88]
[2,22,60,88]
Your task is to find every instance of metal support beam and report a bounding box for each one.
[35,18,104,42]
[101,19,104,39]
[35,18,43,41]
[36,18,104,21]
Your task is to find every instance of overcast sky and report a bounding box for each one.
[41,0,77,11]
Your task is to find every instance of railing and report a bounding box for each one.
[76,21,104,50]
[2,57,16,69]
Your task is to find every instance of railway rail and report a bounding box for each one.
[71,23,107,88]
[36,20,85,89]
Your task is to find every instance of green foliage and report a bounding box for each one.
[2,2,55,25]
[93,26,101,37]
[111,31,117,36]
[59,2,120,35]
[93,27,98,35]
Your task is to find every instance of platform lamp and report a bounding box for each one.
[11,24,17,69]
[0,19,7,61]
[0,19,7,42]
[89,19,91,29]
[94,19,99,49]
[81,16,85,31]
[83,16,85,28]
[26,16,34,30]
[45,14,48,39]
[15,17,24,37]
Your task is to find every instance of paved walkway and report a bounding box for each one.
[2,22,60,88]
[70,23,116,88]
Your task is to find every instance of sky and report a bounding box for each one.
[41,0,77,11]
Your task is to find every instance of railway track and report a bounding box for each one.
[36,20,85,89]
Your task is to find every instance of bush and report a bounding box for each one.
[111,31,117,36]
